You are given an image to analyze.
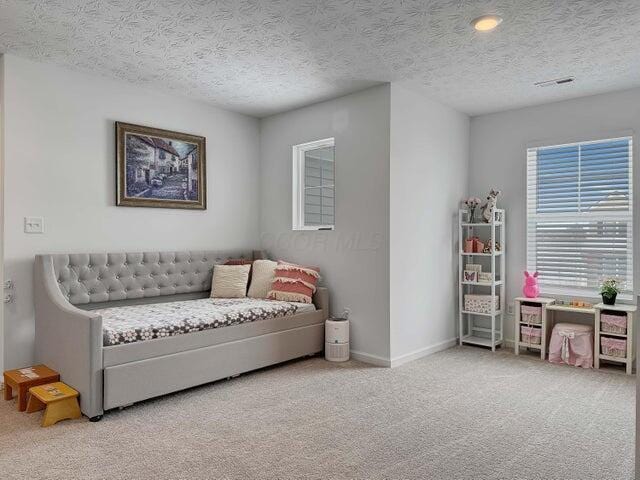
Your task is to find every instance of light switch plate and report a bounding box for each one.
[24,216,44,234]
[507,303,515,315]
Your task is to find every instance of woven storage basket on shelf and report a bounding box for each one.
[464,294,499,314]
[520,325,541,345]
[521,305,542,325]
[601,336,626,358]
[601,313,627,335]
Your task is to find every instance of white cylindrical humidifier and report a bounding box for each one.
[325,309,350,362]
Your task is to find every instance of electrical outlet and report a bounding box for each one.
[507,303,515,315]
[24,217,44,234]
[3,280,12,289]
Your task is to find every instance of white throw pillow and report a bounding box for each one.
[247,259,277,299]
[210,264,251,298]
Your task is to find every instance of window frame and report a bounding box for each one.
[526,135,634,298]
[292,137,335,231]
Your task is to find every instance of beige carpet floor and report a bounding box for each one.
[0,346,634,480]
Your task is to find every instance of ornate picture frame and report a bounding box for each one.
[116,122,206,209]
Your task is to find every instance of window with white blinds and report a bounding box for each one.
[527,136,633,296]
[292,138,335,230]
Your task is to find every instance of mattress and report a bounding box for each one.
[95,297,316,346]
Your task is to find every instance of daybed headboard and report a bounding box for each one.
[38,250,257,306]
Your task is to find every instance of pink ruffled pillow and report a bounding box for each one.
[268,261,320,304]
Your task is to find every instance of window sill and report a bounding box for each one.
[540,288,634,304]
[292,226,334,231]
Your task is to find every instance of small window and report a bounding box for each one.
[292,138,335,230]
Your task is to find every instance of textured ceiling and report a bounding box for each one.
[1,0,640,117]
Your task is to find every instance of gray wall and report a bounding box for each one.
[2,54,261,369]
[389,83,469,364]
[0,56,4,375]
[469,87,640,345]
[259,85,391,364]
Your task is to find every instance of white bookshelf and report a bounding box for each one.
[458,208,505,351]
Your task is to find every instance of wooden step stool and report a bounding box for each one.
[26,382,81,427]
[3,365,60,411]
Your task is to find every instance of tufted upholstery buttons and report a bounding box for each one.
[51,250,253,305]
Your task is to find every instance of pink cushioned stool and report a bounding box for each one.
[548,322,593,368]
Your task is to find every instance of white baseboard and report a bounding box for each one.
[350,349,391,367]
[390,337,458,368]
[350,336,484,368]
[456,337,516,350]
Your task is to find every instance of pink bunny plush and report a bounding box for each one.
[523,271,540,298]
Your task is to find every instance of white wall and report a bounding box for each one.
[389,84,469,365]
[0,56,5,376]
[2,55,261,369]
[469,87,640,344]
[259,85,391,364]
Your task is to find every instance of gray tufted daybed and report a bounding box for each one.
[34,250,328,421]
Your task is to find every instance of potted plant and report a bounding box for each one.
[600,278,620,305]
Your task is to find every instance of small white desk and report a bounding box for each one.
[515,297,636,375]
[545,304,596,336]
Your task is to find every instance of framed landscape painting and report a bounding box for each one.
[116,122,206,209]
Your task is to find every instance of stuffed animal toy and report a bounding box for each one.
[481,189,501,223]
[523,271,540,298]
[482,241,501,254]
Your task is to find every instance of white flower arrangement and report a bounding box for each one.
[463,196,482,222]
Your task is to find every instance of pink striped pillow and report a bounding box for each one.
[268,261,320,304]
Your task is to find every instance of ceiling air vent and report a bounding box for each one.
[534,77,575,87]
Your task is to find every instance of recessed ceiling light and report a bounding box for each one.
[471,15,503,32]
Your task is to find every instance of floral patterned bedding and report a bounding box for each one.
[96,298,314,347]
